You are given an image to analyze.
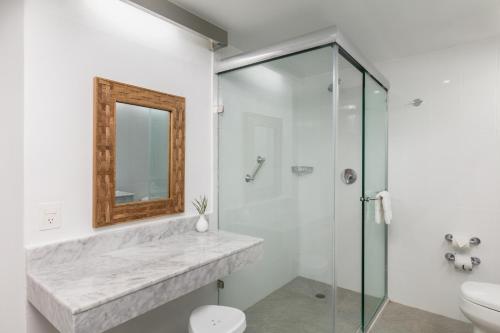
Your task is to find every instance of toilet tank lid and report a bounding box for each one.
[461,282,500,312]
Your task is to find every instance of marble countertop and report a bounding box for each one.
[27,225,263,333]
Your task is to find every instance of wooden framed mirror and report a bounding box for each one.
[93,77,185,227]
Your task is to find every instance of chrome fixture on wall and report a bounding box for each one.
[443,233,481,271]
[328,79,342,92]
[291,166,314,176]
[445,253,481,266]
[341,168,357,185]
[411,98,423,107]
[359,196,382,202]
[445,234,481,246]
[245,156,266,182]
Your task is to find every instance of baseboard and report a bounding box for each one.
[361,297,390,333]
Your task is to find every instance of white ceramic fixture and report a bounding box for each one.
[460,281,500,333]
[189,305,246,333]
[195,215,209,232]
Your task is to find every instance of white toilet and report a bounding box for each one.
[460,281,500,333]
[189,305,246,333]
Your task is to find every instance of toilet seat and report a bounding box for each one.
[460,297,500,333]
[461,282,500,312]
[460,282,500,333]
[189,305,246,333]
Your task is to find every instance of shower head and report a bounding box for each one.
[411,98,423,107]
[328,79,341,92]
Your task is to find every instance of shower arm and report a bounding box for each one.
[245,156,266,183]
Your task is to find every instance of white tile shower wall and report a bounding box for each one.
[0,1,26,332]
[290,59,363,291]
[293,73,335,285]
[378,36,500,321]
[24,0,215,331]
[217,65,300,310]
[334,61,364,293]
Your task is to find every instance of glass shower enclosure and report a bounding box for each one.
[215,27,389,333]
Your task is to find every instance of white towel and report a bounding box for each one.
[374,195,383,224]
[375,191,392,225]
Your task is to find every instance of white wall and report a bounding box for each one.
[335,59,363,292]
[24,0,214,246]
[379,36,500,321]
[293,72,335,285]
[217,64,300,310]
[0,1,26,332]
[23,0,216,331]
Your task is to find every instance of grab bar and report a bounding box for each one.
[245,156,266,182]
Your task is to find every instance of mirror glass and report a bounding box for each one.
[115,102,170,204]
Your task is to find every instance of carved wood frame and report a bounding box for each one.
[93,77,185,228]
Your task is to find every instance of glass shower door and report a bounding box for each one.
[335,52,364,333]
[362,75,388,329]
[217,46,336,333]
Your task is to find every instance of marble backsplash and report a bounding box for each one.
[27,215,201,271]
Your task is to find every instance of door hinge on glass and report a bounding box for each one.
[217,279,225,289]
[214,105,224,114]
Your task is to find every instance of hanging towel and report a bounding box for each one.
[375,191,392,225]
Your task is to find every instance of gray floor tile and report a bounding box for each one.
[244,277,361,333]
[371,302,472,333]
[243,277,472,333]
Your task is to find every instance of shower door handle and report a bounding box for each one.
[245,156,266,182]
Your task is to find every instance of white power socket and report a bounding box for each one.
[40,202,62,231]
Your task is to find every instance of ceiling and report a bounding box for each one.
[172,0,500,63]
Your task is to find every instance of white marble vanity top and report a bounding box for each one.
[26,217,263,333]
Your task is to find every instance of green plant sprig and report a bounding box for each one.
[192,195,208,215]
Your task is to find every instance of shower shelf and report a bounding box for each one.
[291,166,314,176]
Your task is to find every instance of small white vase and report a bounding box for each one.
[195,215,209,232]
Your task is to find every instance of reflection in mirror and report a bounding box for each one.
[115,102,170,204]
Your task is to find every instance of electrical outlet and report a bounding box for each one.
[40,202,61,231]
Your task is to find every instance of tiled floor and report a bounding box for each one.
[244,276,473,333]
[371,301,472,333]
[245,277,362,333]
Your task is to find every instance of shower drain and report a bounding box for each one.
[315,293,326,299]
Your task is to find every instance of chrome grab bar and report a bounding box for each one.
[245,156,266,182]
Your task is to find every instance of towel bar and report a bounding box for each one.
[359,196,382,202]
